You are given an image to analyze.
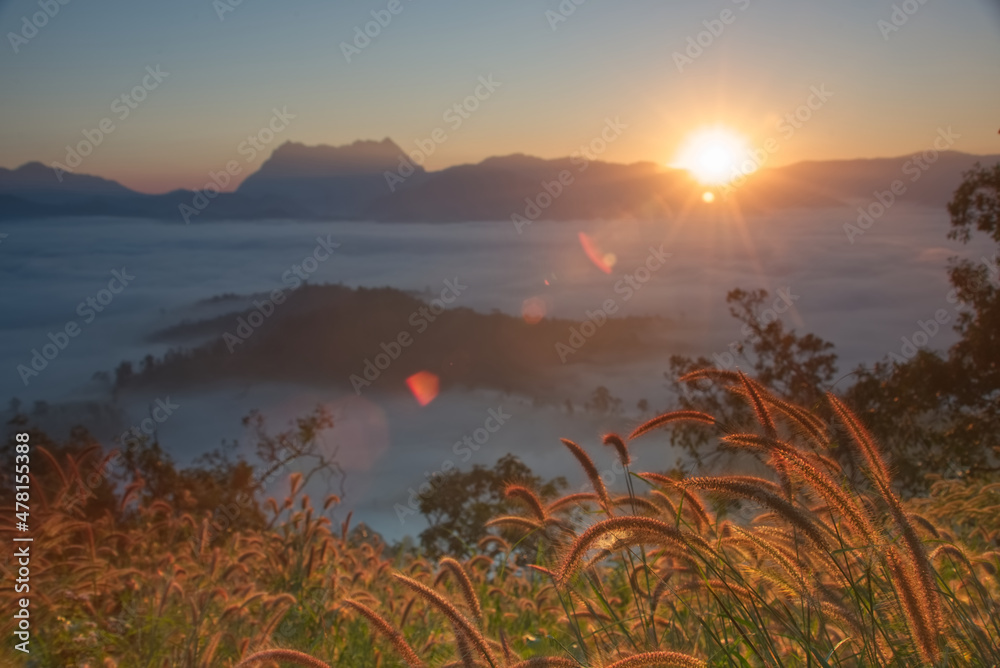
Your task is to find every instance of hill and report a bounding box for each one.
[3,143,997,222]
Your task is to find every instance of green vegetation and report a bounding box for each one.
[668,163,1000,494]
[3,374,1000,666]
[1,165,998,666]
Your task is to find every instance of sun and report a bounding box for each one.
[675,127,750,185]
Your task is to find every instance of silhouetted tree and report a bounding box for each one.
[847,162,1000,491]
[417,454,566,559]
[585,386,624,416]
[666,288,838,471]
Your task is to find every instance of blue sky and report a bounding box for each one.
[1,0,998,192]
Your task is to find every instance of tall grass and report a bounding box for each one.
[3,370,999,666]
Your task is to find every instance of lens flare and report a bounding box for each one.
[578,232,615,274]
[406,371,439,406]
[522,296,546,324]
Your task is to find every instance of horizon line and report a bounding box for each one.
[3,140,999,197]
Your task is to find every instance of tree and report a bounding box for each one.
[0,421,120,521]
[0,403,343,544]
[847,162,1000,491]
[114,429,265,535]
[945,162,1000,397]
[665,288,838,470]
[114,361,133,386]
[241,405,344,500]
[417,454,566,559]
[584,386,624,416]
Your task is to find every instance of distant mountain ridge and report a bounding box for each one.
[119,283,673,397]
[749,150,996,210]
[2,141,997,222]
[0,161,136,204]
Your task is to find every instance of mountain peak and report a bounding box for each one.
[259,139,411,178]
[0,161,135,199]
[15,161,51,175]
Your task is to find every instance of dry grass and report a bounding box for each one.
[3,370,1000,666]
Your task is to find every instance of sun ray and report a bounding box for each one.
[674,127,750,185]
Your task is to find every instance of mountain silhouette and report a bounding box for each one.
[0,161,137,204]
[237,139,426,218]
[2,142,997,222]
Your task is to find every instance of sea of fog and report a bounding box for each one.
[0,205,983,539]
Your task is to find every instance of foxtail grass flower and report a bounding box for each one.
[343,598,426,668]
[560,438,613,512]
[629,411,715,441]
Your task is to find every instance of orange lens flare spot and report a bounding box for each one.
[522,296,546,324]
[406,371,439,406]
[702,191,716,203]
[578,232,615,274]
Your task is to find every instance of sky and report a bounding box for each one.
[1,0,999,193]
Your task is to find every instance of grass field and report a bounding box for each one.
[4,369,999,667]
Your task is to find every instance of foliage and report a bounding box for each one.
[0,417,119,522]
[415,453,566,560]
[111,284,670,399]
[6,372,1000,666]
[847,162,1000,491]
[584,386,624,416]
[668,163,1000,494]
[665,288,839,470]
[6,164,1000,667]
[1,404,338,542]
